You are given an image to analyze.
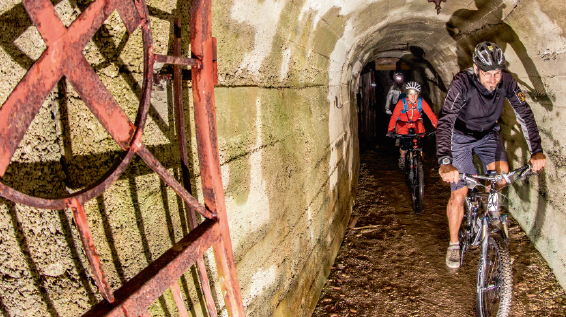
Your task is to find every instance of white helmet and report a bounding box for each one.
[405,81,421,93]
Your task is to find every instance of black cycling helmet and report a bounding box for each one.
[393,72,405,84]
[473,41,506,71]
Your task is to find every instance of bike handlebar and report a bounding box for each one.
[459,164,534,186]
[387,131,436,138]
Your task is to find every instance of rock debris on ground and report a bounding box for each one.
[312,141,566,317]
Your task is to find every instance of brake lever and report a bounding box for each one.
[519,165,536,180]
[504,165,534,184]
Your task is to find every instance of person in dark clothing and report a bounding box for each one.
[436,41,546,268]
[385,72,405,115]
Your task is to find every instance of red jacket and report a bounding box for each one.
[387,98,437,134]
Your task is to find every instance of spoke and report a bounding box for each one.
[66,54,135,149]
[0,50,63,176]
[23,0,66,46]
[69,198,115,303]
[67,0,134,48]
[114,0,142,34]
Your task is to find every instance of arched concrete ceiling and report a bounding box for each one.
[316,0,519,89]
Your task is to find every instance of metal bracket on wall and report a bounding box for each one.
[428,0,447,14]
[0,0,245,316]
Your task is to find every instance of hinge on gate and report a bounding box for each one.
[152,37,217,85]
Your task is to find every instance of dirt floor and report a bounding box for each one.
[312,140,566,317]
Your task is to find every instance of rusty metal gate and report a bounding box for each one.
[0,0,246,316]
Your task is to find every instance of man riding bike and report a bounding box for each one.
[387,81,438,169]
[436,41,546,269]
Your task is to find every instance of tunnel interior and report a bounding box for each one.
[356,46,445,149]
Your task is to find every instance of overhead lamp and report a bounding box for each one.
[428,0,446,14]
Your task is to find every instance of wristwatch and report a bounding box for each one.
[441,157,452,165]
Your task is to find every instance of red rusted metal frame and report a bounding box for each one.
[0,0,245,315]
[155,54,201,68]
[171,280,191,317]
[82,218,221,316]
[0,0,150,305]
[69,198,115,302]
[0,0,149,209]
[190,0,246,316]
[137,146,214,219]
[172,18,218,317]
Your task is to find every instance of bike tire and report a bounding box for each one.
[412,156,425,214]
[476,234,513,317]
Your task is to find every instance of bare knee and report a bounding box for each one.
[486,161,509,174]
[448,187,467,209]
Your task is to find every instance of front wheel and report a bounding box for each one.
[476,234,513,317]
[411,155,425,214]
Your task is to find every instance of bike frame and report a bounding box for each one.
[461,173,510,264]
[391,130,434,214]
[460,164,534,262]
[459,164,533,317]
[394,131,427,171]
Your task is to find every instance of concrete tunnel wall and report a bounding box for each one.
[0,0,565,316]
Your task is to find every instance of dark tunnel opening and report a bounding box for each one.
[356,46,447,155]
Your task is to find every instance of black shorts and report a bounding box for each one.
[400,137,411,151]
[450,128,507,191]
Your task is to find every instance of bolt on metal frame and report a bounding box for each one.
[0,0,245,316]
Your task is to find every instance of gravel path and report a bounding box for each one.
[312,141,566,317]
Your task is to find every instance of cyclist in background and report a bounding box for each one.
[436,41,546,269]
[387,81,438,169]
[385,72,405,115]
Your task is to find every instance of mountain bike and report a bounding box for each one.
[389,130,434,214]
[458,164,536,317]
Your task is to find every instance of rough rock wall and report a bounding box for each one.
[213,1,359,315]
[498,0,566,291]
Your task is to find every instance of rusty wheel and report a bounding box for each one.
[0,0,155,210]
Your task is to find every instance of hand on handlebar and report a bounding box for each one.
[439,164,460,184]
[386,132,395,138]
[529,152,546,172]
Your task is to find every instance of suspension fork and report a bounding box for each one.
[480,217,490,263]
